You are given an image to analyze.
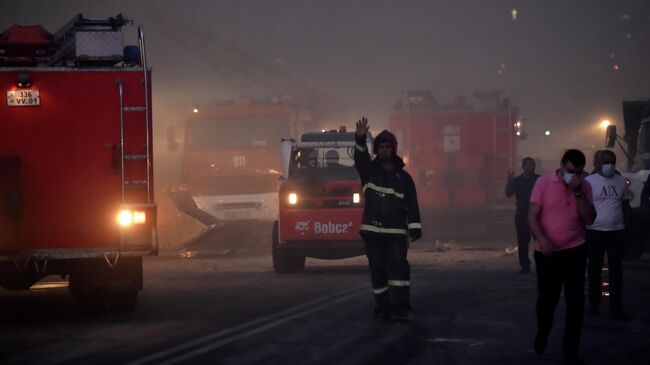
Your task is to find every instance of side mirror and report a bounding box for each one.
[605,125,617,148]
[281,140,292,178]
[167,126,179,152]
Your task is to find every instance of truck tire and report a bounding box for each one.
[272,221,305,273]
[79,288,108,313]
[71,257,143,312]
[108,290,139,313]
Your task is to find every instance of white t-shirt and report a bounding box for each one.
[585,173,633,231]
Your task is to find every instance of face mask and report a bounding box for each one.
[562,171,575,185]
[601,164,615,177]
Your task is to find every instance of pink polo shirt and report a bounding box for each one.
[529,171,593,252]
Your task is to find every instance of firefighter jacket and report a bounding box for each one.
[354,134,422,238]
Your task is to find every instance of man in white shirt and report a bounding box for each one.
[585,150,633,319]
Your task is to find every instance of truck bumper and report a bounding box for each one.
[192,192,278,222]
[276,240,366,260]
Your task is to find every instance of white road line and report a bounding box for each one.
[159,291,361,365]
[127,284,365,365]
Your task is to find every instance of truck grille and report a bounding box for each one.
[215,202,262,210]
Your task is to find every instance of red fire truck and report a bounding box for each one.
[168,100,313,234]
[390,91,518,237]
[0,15,155,311]
[272,129,369,273]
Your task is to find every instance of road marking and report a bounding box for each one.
[127,284,365,365]
[426,337,486,346]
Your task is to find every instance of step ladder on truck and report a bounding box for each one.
[0,14,156,312]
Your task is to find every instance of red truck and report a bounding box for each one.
[389,91,518,237]
[168,100,314,236]
[273,129,368,273]
[0,15,155,311]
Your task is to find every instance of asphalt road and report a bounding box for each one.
[1,240,649,364]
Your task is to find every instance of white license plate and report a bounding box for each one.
[7,89,40,106]
[224,210,252,219]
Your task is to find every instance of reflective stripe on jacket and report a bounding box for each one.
[354,134,421,237]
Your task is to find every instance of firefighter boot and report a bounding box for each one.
[374,291,391,320]
[390,286,412,320]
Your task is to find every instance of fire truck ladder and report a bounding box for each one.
[117,26,151,204]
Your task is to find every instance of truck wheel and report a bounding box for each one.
[79,289,108,313]
[108,290,139,313]
[272,221,305,273]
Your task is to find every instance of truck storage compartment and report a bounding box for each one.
[0,156,21,253]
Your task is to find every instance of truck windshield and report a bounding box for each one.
[186,117,290,149]
[289,147,358,179]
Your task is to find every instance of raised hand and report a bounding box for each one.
[356,117,370,137]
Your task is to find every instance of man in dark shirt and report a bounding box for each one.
[505,157,540,273]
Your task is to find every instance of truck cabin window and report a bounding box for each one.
[186,117,290,149]
[290,147,357,180]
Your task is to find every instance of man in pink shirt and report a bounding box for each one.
[528,149,596,365]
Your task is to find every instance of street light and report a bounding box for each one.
[544,130,551,136]
[600,119,610,129]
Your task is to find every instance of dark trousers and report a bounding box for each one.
[534,244,588,357]
[515,214,531,269]
[363,234,410,309]
[586,229,625,313]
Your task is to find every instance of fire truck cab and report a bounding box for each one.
[272,129,370,273]
[170,100,312,230]
[0,15,155,312]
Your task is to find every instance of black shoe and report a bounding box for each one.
[519,267,531,274]
[534,332,548,354]
[391,304,412,320]
[588,305,599,316]
[374,307,391,320]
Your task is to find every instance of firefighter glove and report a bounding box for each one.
[409,228,422,243]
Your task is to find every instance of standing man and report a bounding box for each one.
[505,157,540,273]
[585,150,632,319]
[591,150,604,174]
[354,117,422,320]
[528,149,595,364]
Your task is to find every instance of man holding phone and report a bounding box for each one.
[528,149,596,365]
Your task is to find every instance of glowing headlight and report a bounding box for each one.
[117,210,133,226]
[353,193,360,204]
[116,209,147,226]
[288,193,298,205]
[133,211,147,224]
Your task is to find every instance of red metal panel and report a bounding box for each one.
[0,69,152,252]
[390,109,517,210]
[279,208,363,242]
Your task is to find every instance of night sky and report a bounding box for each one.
[2,0,649,170]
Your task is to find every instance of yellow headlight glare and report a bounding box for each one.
[116,209,147,227]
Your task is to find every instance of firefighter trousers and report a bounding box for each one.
[362,234,410,309]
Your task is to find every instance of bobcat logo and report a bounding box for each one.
[295,220,311,233]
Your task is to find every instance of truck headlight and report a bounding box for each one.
[353,193,360,204]
[116,209,147,226]
[288,193,298,205]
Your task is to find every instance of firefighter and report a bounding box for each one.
[354,117,422,320]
